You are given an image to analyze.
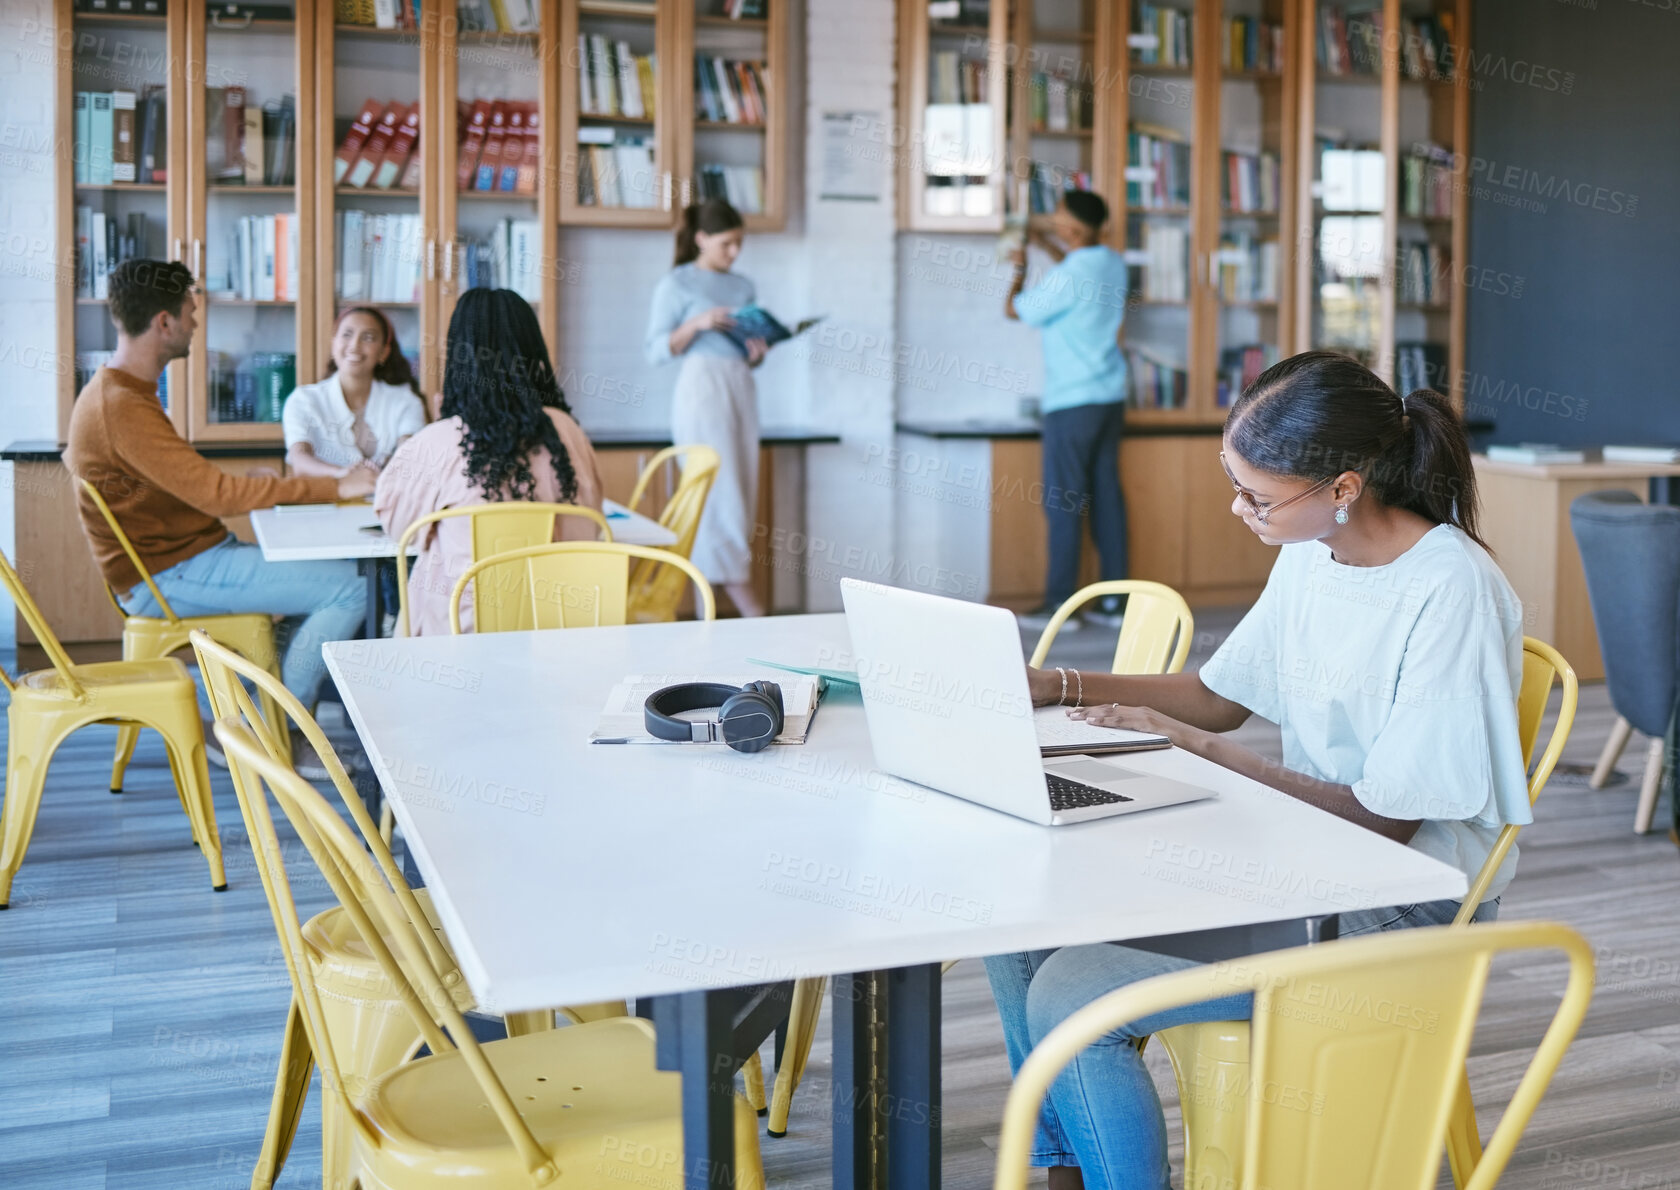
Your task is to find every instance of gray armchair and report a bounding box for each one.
[1569,490,1680,833]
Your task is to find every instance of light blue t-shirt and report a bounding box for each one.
[1013,244,1129,413]
[644,262,757,365]
[1197,525,1531,899]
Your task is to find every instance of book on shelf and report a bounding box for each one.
[455,217,541,300]
[1395,341,1446,398]
[264,97,297,187]
[695,56,768,124]
[1222,150,1278,214]
[336,210,424,303]
[1602,445,1680,464]
[695,164,765,214]
[1223,16,1284,73]
[1127,124,1191,210]
[110,91,137,183]
[218,213,299,301]
[374,104,420,189]
[929,51,989,104]
[335,98,384,185]
[579,36,657,119]
[88,92,114,185]
[209,352,295,424]
[243,105,265,186]
[73,93,89,185]
[577,127,658,208]
[1217,344,1279,407]
[346,103,402,188]
[515,107,540,194]
[1215,231,1277,303]
[456,0,538,33]
[75,89,167,186]
[457,100,492,191]
[1484,444,1588,466]
[1135,221,1187,302]
[76,208,156,299]
[475,102,511,191]
[1398,240,1450,307]
[1126,348,1188,411]
[1132,3,1191,67]
[1316,7,1453,80]
[138,88,167,184]
[1027,71,1090,134]
[203,88,247,184]
[1402,144,1455,219]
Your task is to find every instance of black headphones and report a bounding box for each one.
[643,681,785,753]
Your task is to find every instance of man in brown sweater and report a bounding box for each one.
[66,260,375,771]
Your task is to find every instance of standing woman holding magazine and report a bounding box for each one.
[644,197,769,617]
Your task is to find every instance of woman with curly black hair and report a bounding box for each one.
[375,288,603,634]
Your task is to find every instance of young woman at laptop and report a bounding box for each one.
[988,351,1531,1190]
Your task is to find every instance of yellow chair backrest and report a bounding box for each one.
[625,445,721,622]
[995,922,1595,1190]
[1027,580,1195,675]
[214,719,562,1183]
[393,502,612,636]
[1454,637,1578,924]
[451,541,716,634]
[188,629,458,981]
[77,477,181,624]
[0,545,83,699]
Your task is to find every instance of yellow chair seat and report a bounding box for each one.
[17,656,192,698]
[355,1015,764,1189]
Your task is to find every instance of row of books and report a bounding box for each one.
[219,214,302,302]
[1026,71,1093,134]
[206,88,297,188]
[457,219,542,300]
[1222,16,1284,74]
[696,164,766,215]
[1401,144,1455,218]
[576,131,658,208]
[334,100,424,191]
[1026,163,1091,216]
[1216,232,1278,304]
[1135,221,1189,303]
[1316,7,1456,80]
[73,90,166,186]
[695,57,769,124]
[1127,350,1188,410]
[711,0,767,17]
[457,100,542,193]
[930,52,990,105]
[455,0,539,33]
[579,36,657,119]
[1395,341,1446,399]
[336,0,422,27]
[1127,126,1191,210]
[208,352,296,424]
[1398,240,1450,307]
[1216,344,1280,407]
[74,209,154,300]
[336,211,424,304]
[1222,150,1279,214]
[1132,4,1191,68]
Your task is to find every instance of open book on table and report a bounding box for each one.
[590,673,823,745]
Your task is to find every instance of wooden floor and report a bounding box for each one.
[1,611,1677,1189]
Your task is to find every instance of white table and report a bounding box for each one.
[251,499,676,635]
[324,614,1464,1189]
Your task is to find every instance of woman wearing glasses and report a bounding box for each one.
[989,351,1531,1190]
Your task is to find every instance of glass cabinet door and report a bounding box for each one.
[186,0,312,440]
[561,0,672,227]
[902,0,1010,230]
[1012,0,1101,229]
[684,0,778,229]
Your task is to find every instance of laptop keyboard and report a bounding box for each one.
[1046,773,1135,812]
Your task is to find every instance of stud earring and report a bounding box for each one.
[1334,504,1349,525]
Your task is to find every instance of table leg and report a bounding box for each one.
[832,973,876,1190]
[360,558,383,641]
[884,963,941,1189]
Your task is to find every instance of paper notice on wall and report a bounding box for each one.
[820,110,885,203]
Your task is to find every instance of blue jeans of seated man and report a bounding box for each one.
[983,896,1499,1189]
[118,535,364,705]
[1042,400,1127,606]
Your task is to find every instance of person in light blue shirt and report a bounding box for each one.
[1007,190,1131,631]
[986,352,1531,1190]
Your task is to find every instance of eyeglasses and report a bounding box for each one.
[1219,451,1335,525]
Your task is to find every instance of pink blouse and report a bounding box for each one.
[375,408,604,635]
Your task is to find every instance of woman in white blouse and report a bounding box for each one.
[283,307,427,479]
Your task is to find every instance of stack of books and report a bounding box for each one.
[579,36,657,118]
[74,89,168,185]
[1127,349,1188,410]
[204,88,297,187]
[1132,3,1192,67]
[336,0,422,28]
[75,210,156,299]
[335,211,424,303]
[1222,16,1284,72]
[334,99,424,191]
[694,56,768,124]
[1216,231,1278,303]
[456,100,541,194]
[1127,125,1191,209]
[1401,144,1455,218]
[455,0,538,32]
[577,129,658,208]
[1222,150,1279,213]
[695,165,765,214]
[220,214,301,302]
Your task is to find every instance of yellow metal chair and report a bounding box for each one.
[623,444,721,623]
[78,477,290,785]
[1027,579,1196,673]
[393,502,612,637]
[214,718,765,1190]
[0,547,223,908]
[1150,637,1579,1190]
[994,921,1594,1190]
[450,540,716,634]
[190,630,621,1189]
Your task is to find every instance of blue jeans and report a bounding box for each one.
[119,535,363,705]
[984,897,1499,1189]
[1042,401,1127,605]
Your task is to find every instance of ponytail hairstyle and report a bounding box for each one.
[439,288,579,503]
[325,306,424,404]
[1224,350,1487,551]
[673,197,744,266]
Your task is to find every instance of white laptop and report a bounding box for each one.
[840,579,1219,825]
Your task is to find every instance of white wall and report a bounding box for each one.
[0,0,63,649]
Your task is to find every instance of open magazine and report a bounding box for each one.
[722,305,824,355]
